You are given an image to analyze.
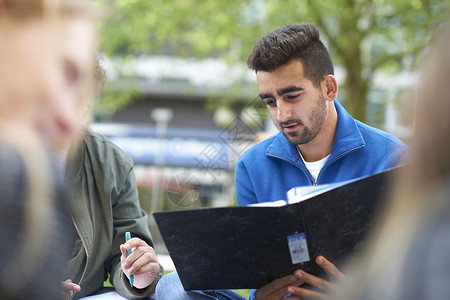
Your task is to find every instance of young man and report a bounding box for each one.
[157,23,408,300]
[236,22,408,300]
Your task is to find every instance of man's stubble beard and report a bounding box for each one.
[278,93,328,146]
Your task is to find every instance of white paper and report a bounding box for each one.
[80,292,126,300]
[287,178,359,204]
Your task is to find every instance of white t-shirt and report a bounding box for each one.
[298,149,330,182]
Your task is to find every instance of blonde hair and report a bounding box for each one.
[0,124,54,295]
[332,21,450,299]
[0,0,97,295]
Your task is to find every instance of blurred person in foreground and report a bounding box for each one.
[0,0,162,297]
[0,0,97,299]
[328,20,450,300]
[157,23,408,300]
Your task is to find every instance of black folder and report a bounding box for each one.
[153,168,399,290]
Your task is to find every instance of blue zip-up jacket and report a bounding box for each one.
[235,100,409,206]
[237,101,408,299]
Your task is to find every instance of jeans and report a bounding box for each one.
[156,272,246,300]
[78,287,157,299]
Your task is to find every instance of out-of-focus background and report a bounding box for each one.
[90,0,446,272]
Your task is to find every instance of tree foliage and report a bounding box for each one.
[96,0,448,122]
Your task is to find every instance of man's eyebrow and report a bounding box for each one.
[258,93,273,100]
[258,86,304,100]
[277,86,304,96]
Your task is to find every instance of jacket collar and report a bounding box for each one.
[64,133,84,184]
[266,100,365,163]
[63,128,94,256]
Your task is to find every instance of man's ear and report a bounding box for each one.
[322,75,338,101]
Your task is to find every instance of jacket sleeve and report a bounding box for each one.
[106,168,164,299]
[235,158,259,206]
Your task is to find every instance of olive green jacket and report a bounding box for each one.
[64,127,163,299]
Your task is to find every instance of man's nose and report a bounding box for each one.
[277,100,293,123]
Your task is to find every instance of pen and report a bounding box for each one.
[125,231,134,287]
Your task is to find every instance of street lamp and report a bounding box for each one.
[150,107,173,212]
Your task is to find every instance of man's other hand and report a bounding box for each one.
[287,256,350,299]
[254,274,304,300]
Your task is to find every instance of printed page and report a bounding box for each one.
[286,178,358,204]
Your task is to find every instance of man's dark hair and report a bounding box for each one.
[247,23,334,87]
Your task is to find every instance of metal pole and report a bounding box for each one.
[150,108,173,212]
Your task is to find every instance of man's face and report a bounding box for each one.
[257,59,328,146]
[0,17,95,150]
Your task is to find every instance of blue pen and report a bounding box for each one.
[125,232,134,287]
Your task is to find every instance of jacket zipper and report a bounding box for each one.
[69,215,90,300]
[315,145,365,183]
[267,144,365,186]
[266,154,317,185]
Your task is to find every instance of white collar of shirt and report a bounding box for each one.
[297,148,330,182]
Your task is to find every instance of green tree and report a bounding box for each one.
[96,0,447,122]
[264,0,445,121]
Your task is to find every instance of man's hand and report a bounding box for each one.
[254,275,304,300]
[120,237,160,289]
[287,256,350,299]
[61,279,81,300]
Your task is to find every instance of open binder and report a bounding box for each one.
[153,167,399,290]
